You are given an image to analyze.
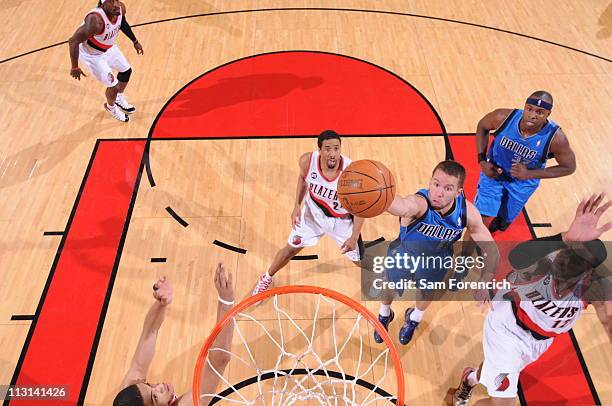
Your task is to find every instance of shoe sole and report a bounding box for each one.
[117,104,136,114]
[104,105,129,122]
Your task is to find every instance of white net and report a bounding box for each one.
[198,290,402,406]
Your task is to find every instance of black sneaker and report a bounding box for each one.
[453,367,476,406]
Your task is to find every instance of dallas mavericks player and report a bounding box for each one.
[374,161,497,345]
[475,91,576,232]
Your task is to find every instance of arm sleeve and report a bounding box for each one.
[120,16,137,42]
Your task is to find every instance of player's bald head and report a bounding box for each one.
[528,90,553,104]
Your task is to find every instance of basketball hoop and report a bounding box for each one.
[193,285,405,405]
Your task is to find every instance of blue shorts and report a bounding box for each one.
[474,173,540,223]
[384,242,451,297]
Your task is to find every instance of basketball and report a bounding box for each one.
[337,160,396,218]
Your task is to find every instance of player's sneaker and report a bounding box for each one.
[373,309,394,344]
[252,274,273,296]
[453,367,476,406]
[398,308,420,345]
[115,93,136,114]
[105,103,129,122]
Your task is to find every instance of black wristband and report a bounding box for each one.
[478,152,487,162]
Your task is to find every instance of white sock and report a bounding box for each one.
[379,304,391,317]
[467,370,479,386]
[107,103,116,109]
[265,270,273,279]
[409,308,424,322]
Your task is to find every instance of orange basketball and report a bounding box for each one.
[338,160,396,218]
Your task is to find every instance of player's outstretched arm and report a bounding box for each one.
[119,276,174,389]
[466,202,500,282]
[177,263,235,406]
[68,14,103,79]
[386,194,426,219]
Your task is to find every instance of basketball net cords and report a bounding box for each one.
[200,293,395,405]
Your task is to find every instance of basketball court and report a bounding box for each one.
[1,1,610,405]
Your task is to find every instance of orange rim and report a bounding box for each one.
[192,285,405,405]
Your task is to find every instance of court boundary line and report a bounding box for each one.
[2,7,611,65]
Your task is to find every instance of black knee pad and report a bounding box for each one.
[117,68,132,82]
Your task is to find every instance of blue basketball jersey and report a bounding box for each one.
[488,109,559,186]
[397,189,467,254]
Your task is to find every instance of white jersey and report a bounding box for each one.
[82,7,122,54]
[304,151,352,218]
[496,270,589,337]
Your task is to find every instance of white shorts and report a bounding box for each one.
[79,43,131,87]
[287,203,360,262]
[480,301,554,398]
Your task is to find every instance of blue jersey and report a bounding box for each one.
[396,189,467,255]
[488,109,559,186]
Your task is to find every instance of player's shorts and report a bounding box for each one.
[78,43,131,88]
[474,173,540,223]
[384,239,452,297]
[287,203,360,262]
[480,301,554,398]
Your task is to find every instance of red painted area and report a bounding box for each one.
[13,140,146,405]
[447,135,595,405]
[151,51,442,138]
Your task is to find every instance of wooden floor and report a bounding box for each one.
[1,1,610,405]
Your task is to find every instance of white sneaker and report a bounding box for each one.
[252,274,273,296]
[115,93,136,114]
[105,103,129,122]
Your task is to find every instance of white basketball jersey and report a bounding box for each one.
[499,270,589,337]
[304,151,352,217]
[82,8,122,54]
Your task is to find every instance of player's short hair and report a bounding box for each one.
[556,240,607,279]
[113,384,144,406]
[432,160,466,188]
[317,130,341,148]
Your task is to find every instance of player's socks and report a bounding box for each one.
[252,271,273,295]
[116,93,136,113]
[379,304,391,317]
[409,307,424,322]
[104,103,129,122]
[453,367,476,406]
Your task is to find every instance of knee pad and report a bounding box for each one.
[117,68,132,83]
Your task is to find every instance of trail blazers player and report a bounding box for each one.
[453,194,612,406]
[68,0,143,122]
[252,130,365,295]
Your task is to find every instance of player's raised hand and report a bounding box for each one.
[291,205,301,229]
[70,67,87,80]
[152,276,173,305]
[214,262,234,304]
[564,193,612,242]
